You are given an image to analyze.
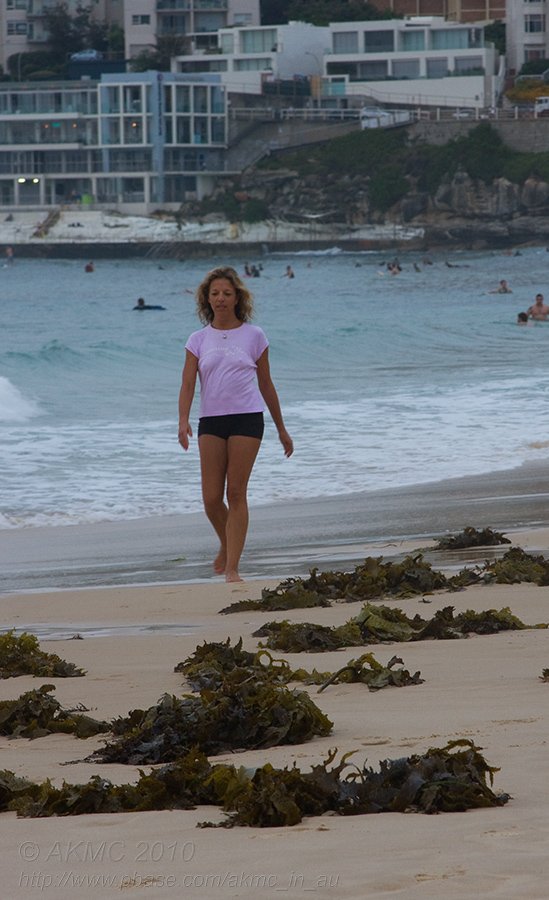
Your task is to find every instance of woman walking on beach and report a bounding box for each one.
[178,266,293,582]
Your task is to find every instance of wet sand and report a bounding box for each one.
[3,459,549,594]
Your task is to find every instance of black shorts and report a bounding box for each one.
[198,412,264,441]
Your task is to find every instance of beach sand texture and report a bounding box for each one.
[2,522,549,898]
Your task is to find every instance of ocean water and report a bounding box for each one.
[1,247,549,529]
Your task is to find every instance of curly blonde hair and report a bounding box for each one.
[196,266,254,325]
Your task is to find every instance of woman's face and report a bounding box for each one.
[208,278,238,316]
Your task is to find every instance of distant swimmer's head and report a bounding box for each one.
[196,265,254,324]
[517,312,529,324]
[136,298,145,307]
[536,293,544,304]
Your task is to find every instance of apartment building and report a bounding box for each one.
[506,0,549,75]
[173,17,503,108]
[0,70,229,211]
[124,0,260,60]
[173,20,330,95]
[0,0,124,74]
[324,17,504,108]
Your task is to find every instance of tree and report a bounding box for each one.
[131,34,191,72]
[261,0,393,26]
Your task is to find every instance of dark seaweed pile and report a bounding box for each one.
[0,685,109,740]
[221,546,549,616]
[220,554,457,614]
[92,676,333,765]
[253,604,546,653]
[433,526,511,551]
[175,637,423,694]
[1,741,509,824]
[0,630,85,679]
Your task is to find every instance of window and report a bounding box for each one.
[364,30,394,53]
[193,85,208,113]
[525,14,546,31]
[233,13,252,24]
[176,85,190,112]
[241,28,276,53]
[234,57,271,71]
[392,59,420,79]
[7,21,28,33]
[333,31,358,54]
[426,57,448,78]
[211,117,225,142]
[525,48,546,60]
[176,116,190,142]
[357,60,387,80]
[132,14,150,24]
[210,85,224,114]
[123,117,143,144]
[431,28,468,50]
[454,56,483,73]
[193,116,208,143]
[399,30,424,51]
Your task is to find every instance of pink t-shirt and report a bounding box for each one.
[185,322,268,418]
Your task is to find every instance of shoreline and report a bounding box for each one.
[3,458,549,595]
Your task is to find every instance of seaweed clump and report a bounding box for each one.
[433,526,511,550]
[221,554,456,614]
[0,630,85,679]
[174,637,422,694]
[254,604,545,653]
[0,741,509,824]
[482,547,549,585]
[92,672,332,765]
[0,685,109,740]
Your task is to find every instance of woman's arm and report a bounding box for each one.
[178,350,198,450]
[256,348,293,457]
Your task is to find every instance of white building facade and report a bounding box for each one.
[124,0,260,60]
[506,0,549,76]
[173,17,503,108]
[0,71,229,211]
[324,17,504,108]
[174,21,331,94]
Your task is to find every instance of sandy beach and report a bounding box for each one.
[2,469,549,898]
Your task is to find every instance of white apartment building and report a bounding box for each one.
[0,0,124,75]
[124,0,260,60]
[0,71,229,211]
[174,20,331,95]
[173,17,503,108]
[324,17,504,108]
[506,0,549,76]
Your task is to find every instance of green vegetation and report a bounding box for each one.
[260,0,394,26]
[0,630,85,679]
[1,740,508,822]
[256,124,549,214]
[7,2,124,81]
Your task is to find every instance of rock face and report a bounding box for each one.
[180,167,549,226]
[175,165,549,248]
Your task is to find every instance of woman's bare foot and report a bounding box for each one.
[213,548,226,575]
[225,570,243,583]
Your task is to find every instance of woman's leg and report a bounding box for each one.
[198,434,229,574]
[224,435,261,582]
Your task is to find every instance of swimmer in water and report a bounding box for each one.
[526,294,549,320]
[489,279,512,294]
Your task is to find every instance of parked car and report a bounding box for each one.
[70,49,104,61]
